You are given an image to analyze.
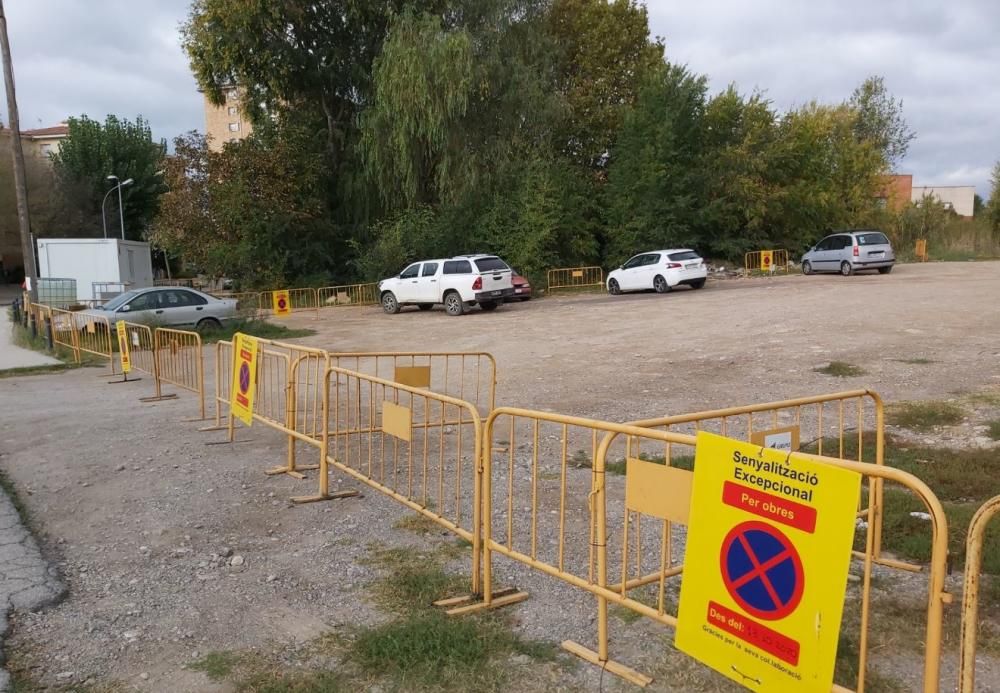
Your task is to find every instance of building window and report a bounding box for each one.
[228,122,240,132]
[39,143,52,156]
[227,89,238,101]
[227,106,237,116]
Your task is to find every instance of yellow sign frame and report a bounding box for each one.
[273,289,292,316]
[676,432,861,692]
[229,333,259,426]
[116,321,131,374]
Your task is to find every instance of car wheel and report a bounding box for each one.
[196,317,222,332]
[381,292,401,314]
[840,261,853,277]
[690,279,706,290]
[608,279,621,295]
[802,261,813,275]
[878,266,893,275]
[653,275,670,293]
[444,291,465,316]
[479,300,499,312]
[417,303,433,311]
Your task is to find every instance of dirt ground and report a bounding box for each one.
[2,261,1000,692]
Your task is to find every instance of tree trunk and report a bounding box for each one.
[0,0,36,297]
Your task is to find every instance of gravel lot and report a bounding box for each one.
[1,261,999,692]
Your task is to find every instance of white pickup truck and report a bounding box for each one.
[378,254,515,316]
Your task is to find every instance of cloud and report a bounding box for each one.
[3,0,202,146]
[3,1,997,196]
[646,0,1000,195]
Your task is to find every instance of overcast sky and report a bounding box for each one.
[4,0,997,195]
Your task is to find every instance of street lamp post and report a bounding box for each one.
[105,175,134,240]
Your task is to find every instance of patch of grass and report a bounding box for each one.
[966,391,1000,407]
[198,318,316,344]
[987,420,1000,441]
[234,669,346,692]
[834,620,906,691]
[9,320,80,364]
[813,361,867,377]
[0,363,79,378]
[606,454,695,476]
[891,357,935,365]
[190,651,243,681]
[804,433,1000,572]
[887,400,964,430]
[393,513,443,536]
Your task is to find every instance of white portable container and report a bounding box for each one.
[36,238,154,301]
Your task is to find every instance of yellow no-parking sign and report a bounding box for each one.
[761,250,774,272]
[230,333,259,426]
[273,290,291,316]
[676,432,861,691]
[116,321,131,374]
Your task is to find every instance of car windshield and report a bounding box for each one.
[668,251,700,261]
[473,257,509,272]
[101,290,141,311]
[856,232,890,246]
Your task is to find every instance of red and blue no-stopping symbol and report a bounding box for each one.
[278,297,287,310]
[239,362,251,394]
[720,521,804,621]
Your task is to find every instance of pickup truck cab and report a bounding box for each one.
[379,254,515,316]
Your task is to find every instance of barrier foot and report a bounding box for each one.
[440,588,530,615]
[198,424,228,432]
[182,416,211,423]
[290,490,360,504]
[265,464,319,480]
[108,375,141,385]
[433,586,521,608]
[140,394,179,403]
[561,640,653,688]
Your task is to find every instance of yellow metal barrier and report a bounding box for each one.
[958,495,1000,693]
[546,266,604,293]
[464,408,949,691]
[619,390,909,572]
[298,366,488,598]
[259,288,319,318]
[46,307,116,373]
[745,249,790,275]
[212,291,263,320]
[916,239,929,262]
[327,352,497,417]
[120,322,156,379]
[317,283,378,308]
[153,328,206,419]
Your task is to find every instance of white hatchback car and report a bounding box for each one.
[606,249,708,295]
[379,254,515,316]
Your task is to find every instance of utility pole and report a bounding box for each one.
[0,0,37,298]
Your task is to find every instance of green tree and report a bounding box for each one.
[603,64,708,263]
[988,161,1000,234]
[149,122,336,288]
[849,76,915,168]
[50,115,166,239]
[545,0,664,169]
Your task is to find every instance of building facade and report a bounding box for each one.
[203,86,252,151]
[911,185,976,218]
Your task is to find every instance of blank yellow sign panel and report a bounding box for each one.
[382,401,412,442]
[395,365,431,388]
[625,458,693,524]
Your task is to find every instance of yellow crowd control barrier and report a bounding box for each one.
[153,328,206,419]
[317,283,379,307]
[212,291,263,320]
[546,266,604,293]
[958,495,1000,693]
[463,408,949,691]
[745,248,789,275]
[46,307,116,373]
[259,288,319,318]
[327,352,497,417]
[916,239,929,262]
[620,390,910,572]
[119,322,156,379]
[300,366,489,599]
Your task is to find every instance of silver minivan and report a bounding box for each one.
[801,230,895,276]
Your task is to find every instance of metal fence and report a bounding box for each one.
[46,307,116,373]
[317,283,379,308]
[546,266,604,293]
[260,288,319,317]
[468,407,949,691]
[958,495,1000,693]
[744,249,790,275]
[153,328,206,419]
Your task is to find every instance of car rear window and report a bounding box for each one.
[473,257,510,272]
[856,232,890,246]
[443,260,472,274]
[668,251,699,261]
